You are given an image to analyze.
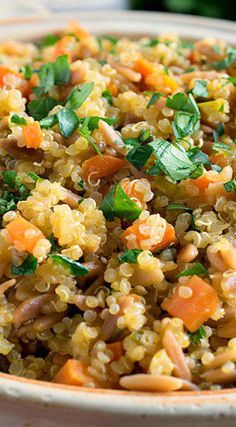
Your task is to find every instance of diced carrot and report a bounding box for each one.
[145,72,179,94]
[193,175,213,191]
[0,65,22,88]
[22,121,43,149]
[209,153,229,168]
[108,83,118,96]
[53,359,93,386]
[82,155,125,180]
[6,216,45,253]
[106,342,123,361]
[162,275,219,332]
[134,57,157,77]
[121,218,176,252]
[158,223,176,251]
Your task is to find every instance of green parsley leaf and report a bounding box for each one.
[227,76,236,86]
[212,141,230,154]
[2,171,17,188]
[100,35,118,46]
[172,111,199,139]
[0,194,17,216]
[123,137,140,147]
[48,236,59,253]
[49,254,89,276]
[192,80,208,98]
[80,116,116,132]
[146,92,161,108]
[39,113,58,129]
[145,38,159,47]
[20,65,32,80]
[189,326,206,345]
[28,97,58,121]
[11,114,27,126]
[150,140,197,181]
[167,93,200,139]
[224,179,236,193]
[65,82,94,110]
[189,164,205,179]
[213,123,224,143]
[179,40,194,50]
[125,144,153,170]
[176,262,208,278]
[57,109,80,138]
[188,147,210,166]
[166,93,200,117]
[211,164,222,172]
[54,55,71,85]
[102,89,113,105]
[118,249,143,264]
[101,183,142,221]
[139,128,151,143]
[41,34,60,48]
[166,203,192,211]
[12,254,38,276]
[211,46,236,70]
[33,62,55,97]
[28,172,43,182]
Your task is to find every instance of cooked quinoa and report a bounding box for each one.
[0,20,236,392]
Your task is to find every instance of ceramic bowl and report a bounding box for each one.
[0,10,236,427]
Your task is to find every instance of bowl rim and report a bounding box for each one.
[0,9,236,416]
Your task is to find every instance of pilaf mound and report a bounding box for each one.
[0,21,235,392]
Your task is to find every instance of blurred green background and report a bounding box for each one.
[130,0,236,21]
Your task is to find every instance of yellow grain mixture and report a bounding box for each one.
[0,20,236,392]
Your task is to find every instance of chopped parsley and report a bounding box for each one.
[40,34,60,48]
[65,82,94,110]
[192,80,208,98]
[28,97,58,121]
[213,123,224,143]
[187,146,210,166]
[49,254,89,276]
[224,179,236,193]
[126,144,153,170]
[212,141,230,154]
[27,172,43,182]
[226,76,236,86]
[176,262,208,278]
[118,249,143,264]
[102,89,113,105]
[211,46,236,70]
[57,109,80,138]
[166,93,200,139]
[11,254,38,276]
[53,54,71,86]
[149,140,198,181]
[0,192,17,216]
[11,114,27,126]
[19,65,33,80]
[2,171,29,199]
[189,326,207,345]
[144,38,159,47]
[100,183,142,221]
[146,92,162,108]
